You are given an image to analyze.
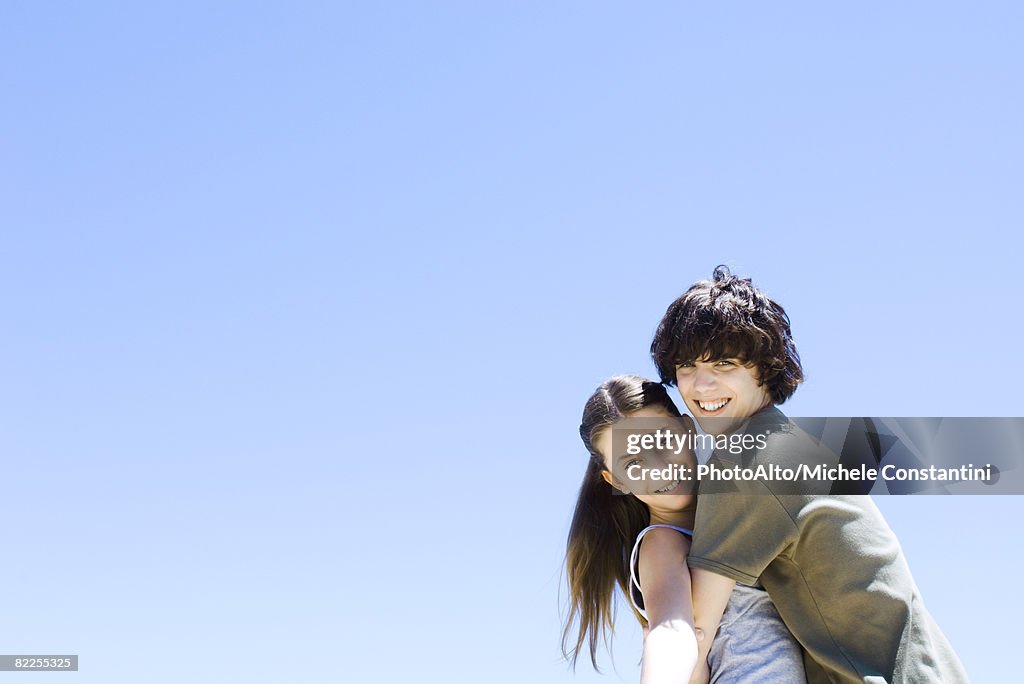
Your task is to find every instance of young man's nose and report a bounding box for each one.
[693,365,717,391]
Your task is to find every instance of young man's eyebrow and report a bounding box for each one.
[679,354,743,363]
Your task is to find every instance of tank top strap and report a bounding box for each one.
[628,524,694,619]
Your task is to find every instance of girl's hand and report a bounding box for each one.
[688,659,710,684]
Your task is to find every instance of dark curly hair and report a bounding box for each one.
[650,266,804,404]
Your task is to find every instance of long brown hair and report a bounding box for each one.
[562,375,682,669]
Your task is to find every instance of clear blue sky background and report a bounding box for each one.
[2,2,1022,682]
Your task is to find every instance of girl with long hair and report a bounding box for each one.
[563,375,805,684]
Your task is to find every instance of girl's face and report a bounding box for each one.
[594,405,699,512]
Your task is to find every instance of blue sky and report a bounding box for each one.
[2,2,1022,682]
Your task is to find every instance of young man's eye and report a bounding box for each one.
[715,360,737,367]
[676,361,695,371]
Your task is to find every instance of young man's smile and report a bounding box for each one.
[694,397,731,414]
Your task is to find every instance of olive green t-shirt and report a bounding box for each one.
[687,407,968,684]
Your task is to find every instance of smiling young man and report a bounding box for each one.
[649,267,967,684]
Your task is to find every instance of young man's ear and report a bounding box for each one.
[601,469,629,493]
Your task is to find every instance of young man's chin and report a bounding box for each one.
[691,414,743,437]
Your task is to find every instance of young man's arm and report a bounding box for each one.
[636,527,699,684]
[686,485,798,684]
[688,568,735,684]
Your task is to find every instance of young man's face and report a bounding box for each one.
[675,358,772,435]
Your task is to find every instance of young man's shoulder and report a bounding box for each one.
[702,406,870,499]
[716,406,838,476]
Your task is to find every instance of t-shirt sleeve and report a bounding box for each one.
[687,486,798,586]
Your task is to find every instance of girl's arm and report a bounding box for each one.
[688,568,736,684]
[636,527,699,684]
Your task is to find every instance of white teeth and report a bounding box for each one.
[655,480,680,493]
[698,399,729,411]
